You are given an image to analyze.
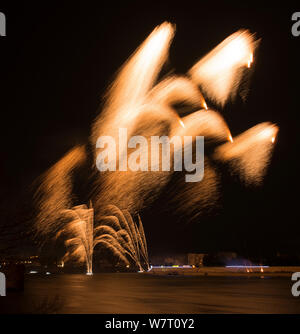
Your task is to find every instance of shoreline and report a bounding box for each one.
[145,266,300,277]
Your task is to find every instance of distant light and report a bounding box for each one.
[126,264,130,268]
[151,265,192,269]
[29,270,38,274]
[45,272,51,275]
[57,261,64,268]
[226,265,269,268]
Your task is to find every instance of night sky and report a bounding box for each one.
[0,2,299,259]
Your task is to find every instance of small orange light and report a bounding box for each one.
[179,119,185,128]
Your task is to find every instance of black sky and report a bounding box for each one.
[0,1,299,257]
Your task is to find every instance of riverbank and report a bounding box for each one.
[146,266,300,277]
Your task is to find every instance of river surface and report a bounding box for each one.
[0,273,299,313]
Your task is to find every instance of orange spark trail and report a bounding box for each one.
[214,123,279,185]
[189,30,257,106]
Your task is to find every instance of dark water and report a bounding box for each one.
[0,273,299,313]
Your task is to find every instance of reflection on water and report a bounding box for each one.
[0,273,299,314]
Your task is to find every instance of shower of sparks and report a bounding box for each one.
[90,22,177,214]
[56,203,94,274]
[214,123,279,185]
[91,22,175,147]
[171,109,232,143]
[94,205,150,271]
[34,22,279,261]
[148,75,207,111]
[90,21,251,215]
[163,158,220,221]
[189,30,257,106]
[89,22,273,219]
[54,204,149,273]
[34,145,86,238]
